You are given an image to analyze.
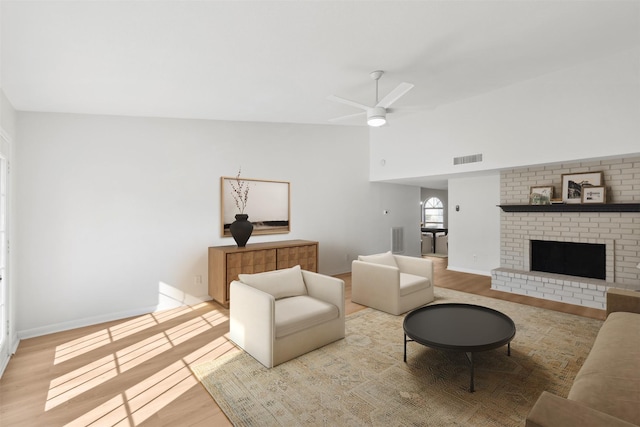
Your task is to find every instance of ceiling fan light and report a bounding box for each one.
[367,107,387,127]
[367,116,386,127]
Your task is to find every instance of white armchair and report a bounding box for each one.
[351,252,435,315]
[229,265,345,368]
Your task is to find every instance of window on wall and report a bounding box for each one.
[423,197,444,228]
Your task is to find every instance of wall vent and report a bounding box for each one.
[391,227,404,254]
[453,153,483,165]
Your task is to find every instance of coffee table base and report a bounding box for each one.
[404,334,512,393]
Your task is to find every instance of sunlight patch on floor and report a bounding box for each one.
[62,336,237,426]
[62,360,197,427]
[54,329,115,365]
[46,354,119,411]
[54,305,209,365]
[47,308,230,412]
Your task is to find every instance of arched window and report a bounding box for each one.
[423,197,444,228]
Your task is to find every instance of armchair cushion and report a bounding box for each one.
[238,265,307,300]
[275,295,340,338]
[399,273,429,296]
[358,251,398,268]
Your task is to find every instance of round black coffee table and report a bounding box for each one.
[403,303,516,392]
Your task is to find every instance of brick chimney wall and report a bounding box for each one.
[492,157,640,309]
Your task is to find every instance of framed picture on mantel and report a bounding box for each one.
[582,186,606,204]
[561,171,603,204]
[529,186,553,205]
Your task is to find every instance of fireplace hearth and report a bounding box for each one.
[492,235,614,309]
[530,240,606,280]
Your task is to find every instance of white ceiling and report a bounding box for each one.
[2,1,639,127]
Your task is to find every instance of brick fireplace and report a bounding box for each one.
[492,157,640,309]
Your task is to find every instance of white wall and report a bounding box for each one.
[360,181,421,257]
[447,174,501,276]
[369,48,640,182]
[15,112,419,337]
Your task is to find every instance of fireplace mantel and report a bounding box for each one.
[498,203,640,213]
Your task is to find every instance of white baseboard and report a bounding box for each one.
[17,304,160,340]
[0,354,9,379]
[446,265,493,277]
[17,293,215,340]
[0,335,20,378]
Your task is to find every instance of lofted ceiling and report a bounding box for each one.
[2,1,639,127]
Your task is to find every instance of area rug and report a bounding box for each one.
[191,287,602,426]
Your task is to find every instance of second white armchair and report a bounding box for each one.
[351,252,435,315]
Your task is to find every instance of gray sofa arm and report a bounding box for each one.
[607,288,640,316]
[526,392,636,427]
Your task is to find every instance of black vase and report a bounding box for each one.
[229,214,253,247]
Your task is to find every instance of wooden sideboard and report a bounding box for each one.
[208,239,319,308]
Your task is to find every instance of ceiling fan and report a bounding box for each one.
[328,70,414,127]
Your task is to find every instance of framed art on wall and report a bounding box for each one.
[561,172,603,204]
[529,186,553,205]
[221,177,290,237]
[581,186,606,204]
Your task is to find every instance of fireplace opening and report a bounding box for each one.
[530,240,606,280]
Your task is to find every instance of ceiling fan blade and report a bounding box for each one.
[328,111,367,123]
[387,105,436,114]
[375,82,414,109]
[327,95,370,111]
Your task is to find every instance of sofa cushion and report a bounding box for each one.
[567,311,640,425]
[238,265,307,300]
[274,295,339,338]
[399,273,430,297]
[359,251,398,268]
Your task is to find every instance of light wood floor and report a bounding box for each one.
[0,257,605,426]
